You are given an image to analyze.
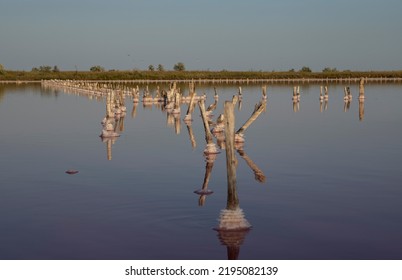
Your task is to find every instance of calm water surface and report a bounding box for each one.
[0,83,402,260]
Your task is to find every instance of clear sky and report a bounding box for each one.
[1,0,401,71]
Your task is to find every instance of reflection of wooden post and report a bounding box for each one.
[106,91,113,118]
[224,101,238,210]
[195,158,215,206]
[237,149,266,183]
[186,124,197,149]
[174,115,181,135]
[118,116,125,132]
[131,103,138,118]
[110,91,115,115]
[359,100,365,121]
[293,101,298,112]
[107,139,112,161]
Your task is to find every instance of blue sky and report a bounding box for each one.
[1,0,401,71]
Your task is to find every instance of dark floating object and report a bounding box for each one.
[194,189,213,195]
[65,170,79,175]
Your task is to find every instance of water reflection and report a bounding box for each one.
[359,100,365,121]
[358,78,366,122]
[194,154,216,206]
[35,80,385,259]
[100,91,126,160]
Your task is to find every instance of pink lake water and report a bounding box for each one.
[0,82,401,259]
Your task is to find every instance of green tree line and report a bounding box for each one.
[1,63,402,81]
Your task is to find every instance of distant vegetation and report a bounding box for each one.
[1,64,402,81]
[173,62,186,71]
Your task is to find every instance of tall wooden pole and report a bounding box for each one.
[224,101,238,210]
[199,100,214,145]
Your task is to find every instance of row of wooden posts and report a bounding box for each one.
[35,76,402,85]
[48,79,381,259]
[43,79,367,123]
[42,77,366,101]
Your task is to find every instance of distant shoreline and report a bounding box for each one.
[1,70,402,84]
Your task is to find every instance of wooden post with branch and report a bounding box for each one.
[235,101,266,143]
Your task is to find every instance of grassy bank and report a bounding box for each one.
[1,70,402,81]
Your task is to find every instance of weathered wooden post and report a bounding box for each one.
[205,98,218,117]
[214,87,219,100]
[172,91,181,114]
[292,86,298,102]
[211,114,225,134]
[119,91,127,113]
[224,101,238,210]
[106,91,114,118]
[320,86,323,99]
[347,86,352,101]
[344,87,349,101]
[184,90,196,121]
[199,100,219,155]
[324,86,329,101]
[235,101,266,143]
[164,82,176,110]
[232,95,239,105]
[359,77,365,100]
[238,86,242,99]
[261,85,267,100]
[215,101,251,260]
